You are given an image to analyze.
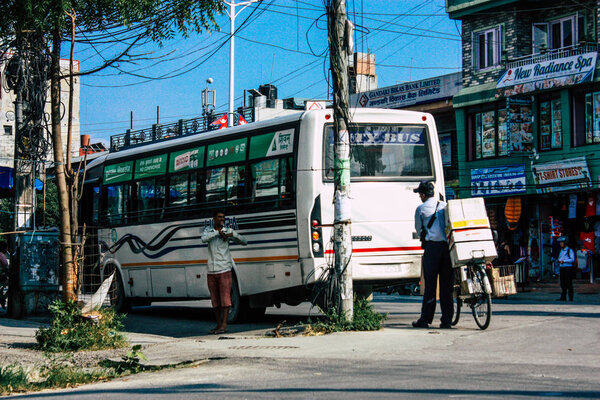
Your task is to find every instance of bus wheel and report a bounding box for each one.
[105,265,130,313]
[228,277,249,324]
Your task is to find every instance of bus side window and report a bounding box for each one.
[251,159,278,207]
[92,186,100,226]
[280,157,294,206]
[137,179,161,222]
[189,172,198,205]
[106,184,126,225]
[206,168,226,205]
[169,173,187,206]
[227,165,246,203]
[156,177,166,219]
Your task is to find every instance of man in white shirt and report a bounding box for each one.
[412,181,453,329]
[201,211,247,334]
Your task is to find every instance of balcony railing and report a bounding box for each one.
[506,42,598,70]
[109,108,254,152]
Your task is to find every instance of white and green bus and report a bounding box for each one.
[82,108,445,321]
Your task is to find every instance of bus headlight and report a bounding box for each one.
[312,242,321,253]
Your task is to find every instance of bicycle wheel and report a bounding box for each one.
[471,269,492,330]
[452,297,461,326]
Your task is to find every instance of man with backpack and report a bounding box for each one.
[412,181,453,329]
[556,236,575,301]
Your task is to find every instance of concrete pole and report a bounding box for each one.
[228,1,235,127]
[328,0,353,321]
[224,0,260,127]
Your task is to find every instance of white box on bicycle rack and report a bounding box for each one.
[445,198,490,235]
[450,240,497,267]
[448,227,494,248]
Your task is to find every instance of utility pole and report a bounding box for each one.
[223,0,260,127]
[327,0,353,321]
[7,36,36,317]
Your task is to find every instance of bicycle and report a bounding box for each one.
[451,256,493,330]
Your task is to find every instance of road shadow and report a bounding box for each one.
[9,383,600,399]
[122,302,322,339]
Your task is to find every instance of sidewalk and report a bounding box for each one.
[1,284,599,372]
[521,279,600,294]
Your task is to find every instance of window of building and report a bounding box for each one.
[473,27,501,70]
[532,15,582,53]
[532,23,549,54]
[3,125,12,135]
[539,99,562,150]
[585,91,600,144]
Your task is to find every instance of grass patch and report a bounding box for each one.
[0,346,200,396]
[0,356,117,396]
[307,298,387,334]
[0,364,30,394]
[35,299,128,352]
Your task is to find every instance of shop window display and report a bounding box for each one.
[473,109,508,159]
[507,99,533,152]
[539,99,562,150]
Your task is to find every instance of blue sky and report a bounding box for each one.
[77,0,461,144]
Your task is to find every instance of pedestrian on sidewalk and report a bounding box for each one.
[201,210,247,334]
[412,181,453,329]
[556,236,575,301]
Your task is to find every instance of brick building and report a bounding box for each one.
[447,0,599,280]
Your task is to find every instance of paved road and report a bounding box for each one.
[5,292,600,399]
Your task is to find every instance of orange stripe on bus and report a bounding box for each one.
[121,255,298,267]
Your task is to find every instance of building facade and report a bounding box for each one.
[447,0,599,280]
[0,57,80,169]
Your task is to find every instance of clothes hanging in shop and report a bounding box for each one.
[580,231,595,253]
[585,195,596,217]
[568,194,578,219]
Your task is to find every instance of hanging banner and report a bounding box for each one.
[532,156,592,193]
[497,52,597,96]
[440,134,452,166]
[207,138,246,167]
[471,164,526,197]
[104,161,133,184]
[350,72,461,109]
[249,129,294,159]
[170,147,205,172]
[135,154,167,179]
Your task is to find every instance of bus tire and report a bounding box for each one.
[105,265,130,313]
[228,276,249,324]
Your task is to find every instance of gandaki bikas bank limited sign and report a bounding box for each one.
[532,156,592,194]
[497,52,597,96]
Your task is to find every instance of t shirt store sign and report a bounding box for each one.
[497,52,597,96]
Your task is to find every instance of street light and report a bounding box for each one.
[223,0,261,127]
[202,77,216,129]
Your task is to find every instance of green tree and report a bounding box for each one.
[0,0,224,301]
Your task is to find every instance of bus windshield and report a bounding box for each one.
[324,124,433,180]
